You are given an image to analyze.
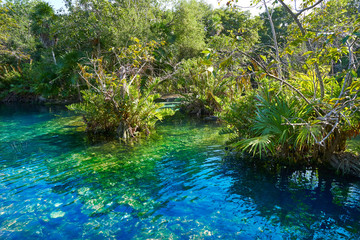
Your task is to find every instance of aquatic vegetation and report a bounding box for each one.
[67,40,174,139]
[1,0,360,237]
[1,105,360,239]
[224,83,360,165]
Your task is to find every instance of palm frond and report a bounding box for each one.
[234,134,274,158]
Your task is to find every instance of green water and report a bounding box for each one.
[1,104,360,239]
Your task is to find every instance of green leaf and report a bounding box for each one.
[290,39,303,46]
[350,69,358,78]
[212,70,217,79]
[201,59,212,66]
[342,36,350,44]
[219,56,233,69]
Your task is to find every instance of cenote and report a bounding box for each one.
[1,104,360,239]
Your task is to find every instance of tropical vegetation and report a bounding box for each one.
[0,0,359,173]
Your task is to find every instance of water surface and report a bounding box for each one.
[1,104,360,239]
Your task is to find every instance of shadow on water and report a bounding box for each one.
[0,104,88,168]
[0,105,227,239]
[222,155,360,239]
[1,104,360,239]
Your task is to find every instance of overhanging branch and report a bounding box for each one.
[294,0,324,17]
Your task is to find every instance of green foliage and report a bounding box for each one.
[61,0,159,52]
[201,7,263,60]
[225,75,359,163]
[0,68,23,96]
[30,2,56,39]
[173,0,207,59]
[218,0,360,166]
[0,0,17,50]
[238,134,274,159]
[0,63,36,99]
[225,85,320,161]
[0,0,35,61]
[221,90,257,139]
[68,89,173,138]
[259,6,291,48]
[0,0,359,165]
[174,49,248,117]
[205,8,262,50]
[67,40,174,139]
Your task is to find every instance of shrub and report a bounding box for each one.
[67,39,174,140]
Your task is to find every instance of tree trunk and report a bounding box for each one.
[51,48,57,65]
[278,0,325,99]
[263,0,282,79]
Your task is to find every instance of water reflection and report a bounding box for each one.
[223,156,360,239]
[1,104,360,239]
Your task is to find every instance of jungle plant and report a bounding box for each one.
[225,73,359,163]
[172,0,207,60]
[234,87,319,160]
[67,39,174,140]
[30,50,85,99]
[174,49,250,117]
[0,0,18,56]
[222,85,317,162]
[221,0,360,167]
[220,90,257,145]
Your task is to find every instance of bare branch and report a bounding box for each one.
[238,50,322,116]
[318,120,339,146]
[128,62,147,87]
[278,0,325,98]
[294,0,324,17]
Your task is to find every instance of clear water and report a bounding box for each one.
[1,104,360,239]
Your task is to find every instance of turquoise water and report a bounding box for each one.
[1,104,360,239]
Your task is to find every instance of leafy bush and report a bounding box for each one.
[67,39,174,140]
[224,79,360,164]
[221,90,257,142]
[29,50,84,99]
[0,65,34,99]
[174,50,248,117]
[224,85,317,162]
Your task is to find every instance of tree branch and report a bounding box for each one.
[294,0,324,17]
[278,0,325,99]
[238,50,322,116]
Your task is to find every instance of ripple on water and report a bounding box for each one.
[1,105,360,239]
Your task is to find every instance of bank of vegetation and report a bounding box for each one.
[1,0,359,174]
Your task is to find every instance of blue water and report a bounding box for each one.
[1,104,360,239]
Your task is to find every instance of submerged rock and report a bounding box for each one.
[50,211,65,218]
